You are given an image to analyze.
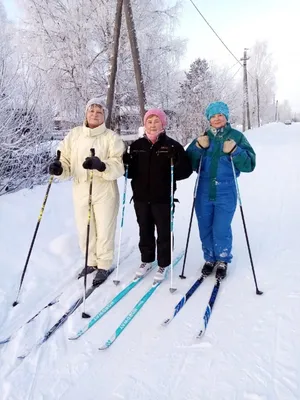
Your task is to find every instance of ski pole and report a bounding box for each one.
[12,150,61,307]
[82,148,95,318]
[230,156,263,295]
[169,155,176,293]
[113,163,129,285]
[179,156,202,279]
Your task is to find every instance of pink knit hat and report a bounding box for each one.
[144,108,167,129]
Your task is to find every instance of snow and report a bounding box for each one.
[0,122,300,400]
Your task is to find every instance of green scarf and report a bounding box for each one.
[205,124,233,201]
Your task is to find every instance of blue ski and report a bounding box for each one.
[99,251,184,350]
[69,262,157,340]
[162,275,206,326]
[196,279,221,338]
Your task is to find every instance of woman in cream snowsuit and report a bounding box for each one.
[49,98,125,286]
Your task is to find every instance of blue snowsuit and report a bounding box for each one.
[186,123,255,263]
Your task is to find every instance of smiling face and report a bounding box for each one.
[210,113,227,129]
[86,105,105,128]
[145,115,163,135]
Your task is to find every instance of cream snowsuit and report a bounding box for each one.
[58,123,125,269]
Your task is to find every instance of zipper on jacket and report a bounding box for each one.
[147,144,154,203]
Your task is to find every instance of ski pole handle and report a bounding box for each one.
[56,150,61,161]
[90,148,95,157]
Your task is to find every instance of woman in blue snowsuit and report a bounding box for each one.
[186,102,256,280]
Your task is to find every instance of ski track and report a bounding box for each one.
[0,123,300,399]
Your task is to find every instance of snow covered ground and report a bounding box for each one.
[0,122,299,400]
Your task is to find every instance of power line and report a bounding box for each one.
[188,0,257,82]
[188,0,243,67]
[231,65,242,80]
[188,0,271,108]
[227,61,240,73]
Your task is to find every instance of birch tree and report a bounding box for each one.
[248,41,277,126]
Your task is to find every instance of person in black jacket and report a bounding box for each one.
[123,108,192,282]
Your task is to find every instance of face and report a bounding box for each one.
[145,116,163,134]
[86,105,105,128]
[210,114,227,129]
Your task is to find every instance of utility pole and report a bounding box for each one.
[275,100,279,122]
[241,48,251,131]
[105,0,146,130]
[256,77,260,127]
[123,0,146,123]
[106,0,123,129]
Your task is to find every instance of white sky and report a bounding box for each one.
[3,0,300,111]
[173,0,300,111]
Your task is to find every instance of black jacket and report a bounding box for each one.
[125,132,192,204]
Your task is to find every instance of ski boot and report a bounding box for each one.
[201,261,215,277]
[153,266,167,283]
[93,269,111,286]
[215,261,227,280]
[135,262,153,277]
[78,265,97,279]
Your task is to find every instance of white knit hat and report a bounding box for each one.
[85,97,107,113]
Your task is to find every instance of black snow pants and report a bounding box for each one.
[134,202,171,268]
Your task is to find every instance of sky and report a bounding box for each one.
[3,0,300,111]
[173,0,300,111]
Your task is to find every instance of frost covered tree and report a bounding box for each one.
[176,59,214,143]
[17,0,185,127]
[278,100,292,121]
[209,62,242,124]
[0,1,54,195]
[247,41,277,126]
[123,0,184,109]
[114,0,185,132]
[0,0,184,194]
[16,0,114,121]
[175,58,241,145]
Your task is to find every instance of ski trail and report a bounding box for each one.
[0,261,81,342]
[0,244,137,399]
[272,305,300,399]
[1,125,300,400]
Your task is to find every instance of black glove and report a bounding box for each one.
[82,156,106,172]
[49,160,63,176]
[123,151,132,165]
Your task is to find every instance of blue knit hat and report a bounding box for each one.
[205,101,229,121]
